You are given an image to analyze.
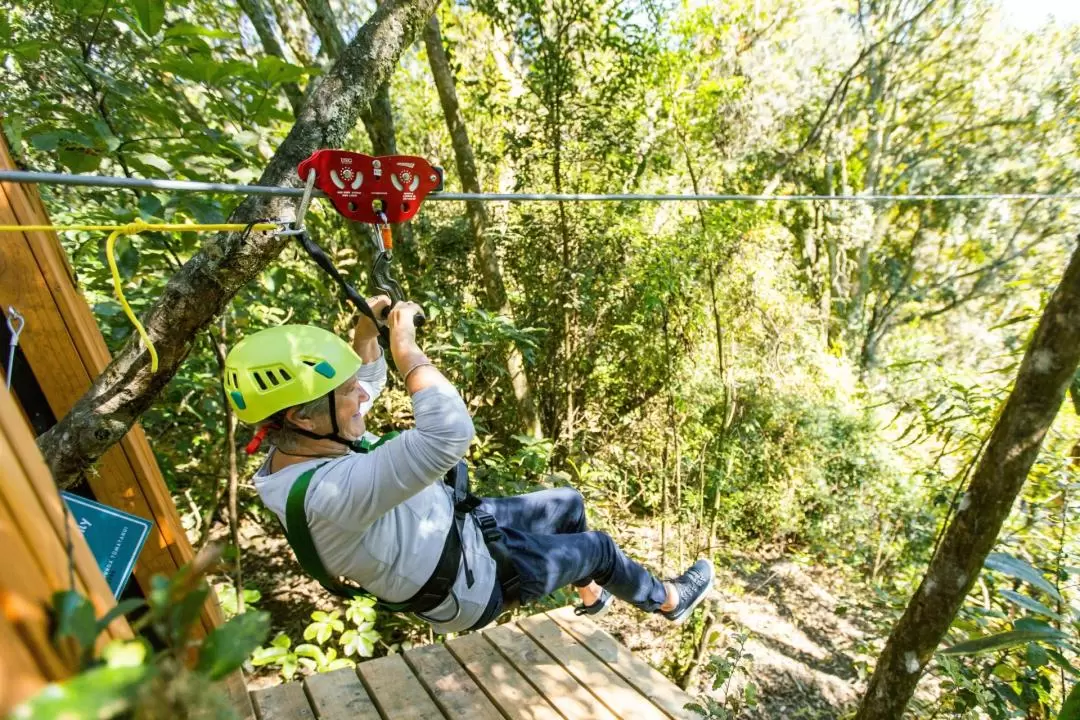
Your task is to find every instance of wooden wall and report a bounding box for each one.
[0,383,133,712]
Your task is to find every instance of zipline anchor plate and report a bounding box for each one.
[297,150,443,224]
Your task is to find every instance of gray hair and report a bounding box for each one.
[267,394,332,452]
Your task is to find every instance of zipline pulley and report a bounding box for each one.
[294,150,440,329]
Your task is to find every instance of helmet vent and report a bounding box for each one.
[231,372,238,387]
[301,359,317,367]
[279,368,292,381]
[253,373,267,391]
[266,370,280,387]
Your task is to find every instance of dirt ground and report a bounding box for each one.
[216,513,877,715]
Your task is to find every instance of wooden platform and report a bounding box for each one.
[249,607,699,720]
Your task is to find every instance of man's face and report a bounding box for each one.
[332,371,371,440]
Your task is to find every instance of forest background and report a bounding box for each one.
[2,0,1079,716]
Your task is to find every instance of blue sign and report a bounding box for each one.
[62,492,152,598]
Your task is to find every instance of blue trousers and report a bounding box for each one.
[478,488,668,613]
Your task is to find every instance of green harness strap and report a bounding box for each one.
[282,433,405,608]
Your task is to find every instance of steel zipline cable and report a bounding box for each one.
[2,169,1079,203]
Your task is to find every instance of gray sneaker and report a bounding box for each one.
[574,588,615,617]
[661,559,715,624]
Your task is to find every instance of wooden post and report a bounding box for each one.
[0,135,224,638]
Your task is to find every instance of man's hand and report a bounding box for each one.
[356,295,392,341]
[353,295,390,363]
[386,301,423,334]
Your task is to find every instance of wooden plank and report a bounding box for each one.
[0,390,130,641]
[0,610,51,715]
[518,615,668,720]
[0,135,221,636]
[356,654,444,720]
[0,496,72,679]
[484,623,618,720]
[221,670,256,720]
[251,682,316,720]
[446,632,562,720]
[403,643,502,720]
[548,607,699,720]
[303,667,379,719]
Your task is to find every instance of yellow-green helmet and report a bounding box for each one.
[223,325,362,424]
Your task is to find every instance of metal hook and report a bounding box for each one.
[6,306,25,391]
[277,169,318,236]
[6,306,24,344]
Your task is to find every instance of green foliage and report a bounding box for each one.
[1061,682,1080,720]
[685,630,759,719]
[213,583,262,620]
[251,597,379,681]
[9,548,269,720]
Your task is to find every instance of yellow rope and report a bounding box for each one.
[1,220,279,372]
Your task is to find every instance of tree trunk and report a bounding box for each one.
[301,0,415,254]
[423,13,542,438]
[37,0,441,486]
[855,237,1080,719]
[236,0,304,114]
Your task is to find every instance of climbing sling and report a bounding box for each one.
[281,436,521,617]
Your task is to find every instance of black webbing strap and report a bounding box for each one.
[293,231,391,348]
[282,449,522,616]
[283,461,464,614]
[446,463,522,609]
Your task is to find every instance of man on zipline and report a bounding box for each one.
[224,297,714,633]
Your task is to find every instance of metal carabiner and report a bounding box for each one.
[367,225,425,327]
[277,168,318,237]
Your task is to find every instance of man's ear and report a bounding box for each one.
[283,406,315,432]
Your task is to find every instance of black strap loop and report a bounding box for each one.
[293,231,391,347]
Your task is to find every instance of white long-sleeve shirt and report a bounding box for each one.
[253,351,496,633]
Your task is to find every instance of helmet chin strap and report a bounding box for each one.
[283,391,366,453]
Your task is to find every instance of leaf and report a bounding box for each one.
[196,610,271,680]
[326,658,356,671]
[281,656,299,680]
[29,131,63,152]
[985,553,1062,602]
[58,147,102,173]
[1060,682,1080,720]
[101,639,148,668]
[51,590,99,659]
[1025,642,1049,668]
[295,644,327,664]
[940,629,1069,656]
[1047,648,1079,677]
[9,664,150,719]
[999,589,1065,621]
[133,152,173,174]
[138,195,164,220]
[165,585,209,645]
[130,0,166,36]
[164,22,236,40]
[249,646,288,666]
[95,598,147,635]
